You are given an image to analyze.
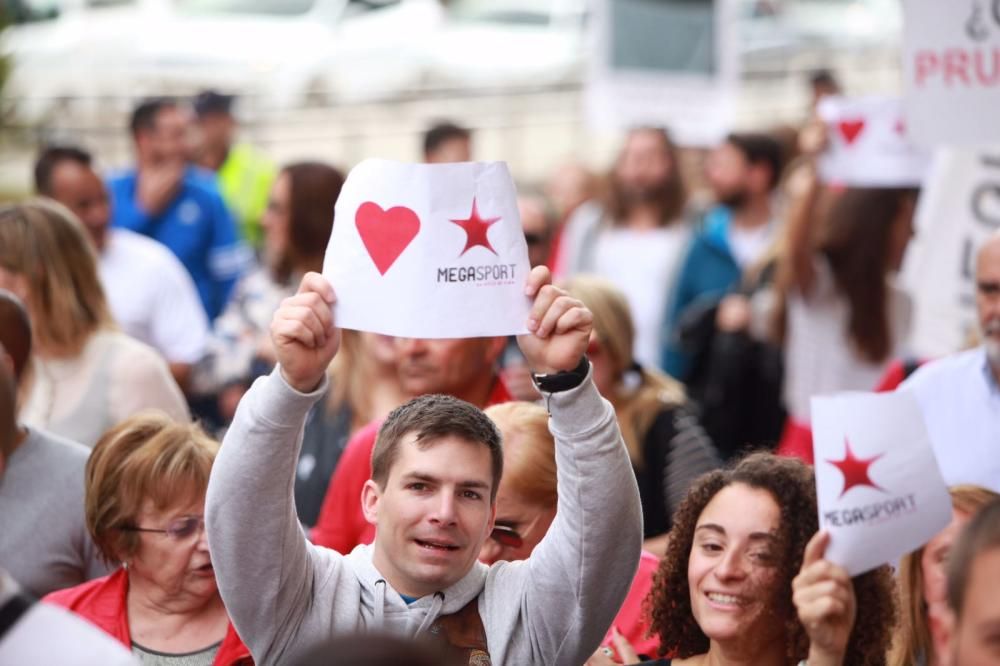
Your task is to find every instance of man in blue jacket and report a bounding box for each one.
[108,97,251,321]
[661,132,784,379]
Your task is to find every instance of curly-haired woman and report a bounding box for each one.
[614,452,896,666]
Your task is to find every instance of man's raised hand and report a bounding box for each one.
[517,266,592,374]
[271,272,340,393]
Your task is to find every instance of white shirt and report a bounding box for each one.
[728,220,775,270]
[99,229,209,364]
[592,224,692,369]
[901,347,1000,492]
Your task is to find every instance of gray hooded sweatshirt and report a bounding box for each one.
[206,368,642,665]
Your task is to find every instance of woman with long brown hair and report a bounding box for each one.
[774,182,918,461]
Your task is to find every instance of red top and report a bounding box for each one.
[601,550,661,658]
[43,569,252,665]
[311,378,513,552]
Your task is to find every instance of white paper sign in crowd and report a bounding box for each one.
[817,95,930,187]
[322,159,532,338]
[902,148,1000,356]
[811,391,952,577]
[902,0,1000,146]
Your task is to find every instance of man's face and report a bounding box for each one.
[614,129,673,204]
[363,434,496,598]
[394,337,502,400]
[976,238,1000,366]
[943,547,1000,666]
[195,112,235,154]
[706,142,751,208]
[48,160,112,251]
[139,105,193,166]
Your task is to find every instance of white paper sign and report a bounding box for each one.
[902,0,1000,146]
[811,391,952,576]
[901,148,1000,356]
[818,96,931,187]
[323,159,532,338]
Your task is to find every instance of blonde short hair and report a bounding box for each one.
[486,402,556,507]
[0,200,113,355]
[85,412,218,564]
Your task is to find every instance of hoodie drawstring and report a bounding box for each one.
[414,592,445,636]
[373,579,386,629]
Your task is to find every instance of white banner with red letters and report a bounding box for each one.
[902,0,1000,146]
[811,391,952,576]
[323,159,532,338]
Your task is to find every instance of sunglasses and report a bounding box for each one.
[121,515,205,540]
[490,524,524,549]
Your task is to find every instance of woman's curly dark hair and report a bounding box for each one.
[647,452,896,665]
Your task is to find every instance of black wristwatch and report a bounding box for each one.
[531,356,590,393]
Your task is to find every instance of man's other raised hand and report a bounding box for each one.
[272,272,340,393]
[518,266,593,375]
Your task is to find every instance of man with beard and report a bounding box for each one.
[660,132,784,379]
[901,231,1000,492]
[556,127,690,369]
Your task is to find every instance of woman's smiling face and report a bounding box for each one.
[688,483,786,648]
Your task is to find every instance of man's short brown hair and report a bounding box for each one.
[371,394,503,501]
[947,498,1000,617]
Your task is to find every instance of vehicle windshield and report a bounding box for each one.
[447,0,556,25]
[173,0,316,15]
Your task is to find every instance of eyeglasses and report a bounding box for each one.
[120,515,205,540]
[490,524,524,549]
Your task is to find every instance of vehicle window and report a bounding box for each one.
[85,0,136,7]
[448,0,552,25]
[2,0,62,23]
[173,0,316,15]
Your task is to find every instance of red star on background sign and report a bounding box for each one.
[826,438,885,498]
[450,198,500,256]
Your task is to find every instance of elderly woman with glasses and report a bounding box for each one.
[44,412,252,665]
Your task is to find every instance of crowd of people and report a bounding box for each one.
[0,79,999,666]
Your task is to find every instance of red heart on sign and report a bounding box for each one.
[837,119,866,145]
[355,202,420,275]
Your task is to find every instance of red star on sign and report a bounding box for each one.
[826,438,885,498]
[450,198,500,256]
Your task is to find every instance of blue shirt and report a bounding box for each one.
[107,166,251,321]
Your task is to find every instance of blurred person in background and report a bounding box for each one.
[808,69,842,113]
[481,401,662,661]
[662,132,785,381]
[192,90,276,250]
[546,161,598,274]
[422,120,472,163]
[557,127,691,369]
[34,144,208,393]
[500,191,560,402]
[0,357,135,666]
[0,291,110,598]
[44,413,251,665]
[0,201,188,447]
[108,97,251,321]
[933,498,1000,666]
[294,329,407,528]
[193,161,344,424]
[890,485,1000,666]
[773,183,917,462]
[564,275,721,553]
[900,230,1000,492]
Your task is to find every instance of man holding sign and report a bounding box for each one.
[205,265,642,665]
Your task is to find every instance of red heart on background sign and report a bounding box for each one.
[355,202,420,275]
[837,119,866,145]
